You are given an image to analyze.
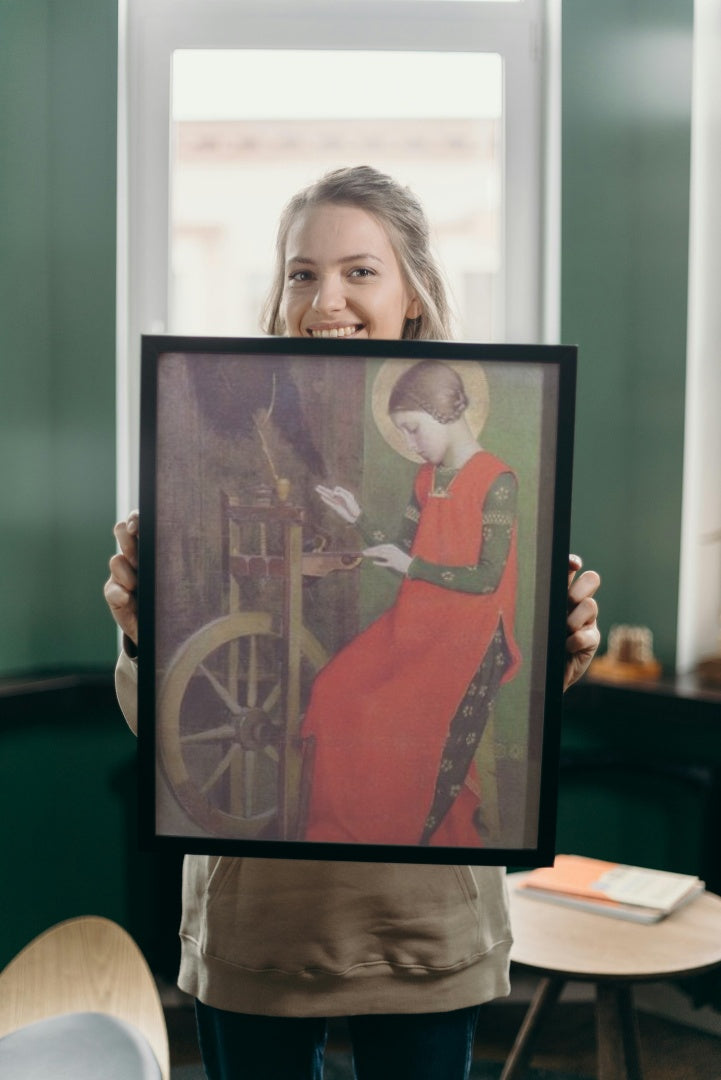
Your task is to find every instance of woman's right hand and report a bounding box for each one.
[314,484,362,524]
[103,510,139,646]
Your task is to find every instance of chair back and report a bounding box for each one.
[0,915,169,1079]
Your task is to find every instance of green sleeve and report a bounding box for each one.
[355,489,421,553]
[406,472,517,594]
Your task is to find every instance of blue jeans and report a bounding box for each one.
[195,1000,481,1080]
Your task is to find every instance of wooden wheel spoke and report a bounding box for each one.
[262,682,281,713]
[198,662,243,714]
[180,723,237,745]
[247,635,259,708]
[200,744,243,795]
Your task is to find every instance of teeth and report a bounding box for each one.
[311,326,359,338]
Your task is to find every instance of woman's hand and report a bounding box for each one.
[363,544,412,575]
[564,554,601,691]
[315,484,362,524]
[103,510,139,646]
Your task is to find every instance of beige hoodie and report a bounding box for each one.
[116,651,512,1016]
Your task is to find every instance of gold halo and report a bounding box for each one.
[371,358,490,462]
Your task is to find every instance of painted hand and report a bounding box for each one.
[315,484,362,524]
[362,544,412,575]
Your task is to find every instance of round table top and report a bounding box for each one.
[508,872,721,981]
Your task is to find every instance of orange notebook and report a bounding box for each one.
[517,855,704,923]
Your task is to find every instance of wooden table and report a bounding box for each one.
[503,873,721,1080]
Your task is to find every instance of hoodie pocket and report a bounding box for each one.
[181,856,509,976]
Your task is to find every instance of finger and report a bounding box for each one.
[568,553,583,574]
[319,490,346,509]
[362,547,387,565]
[567,614,601,648]
[113,518,139,568]
[103,579,138,641]
[108,552,138,592]
[568,568,601,607]
[103,577,132,613]
[567,553,583,589]
[565,630,600,669]
[566,594,599,635]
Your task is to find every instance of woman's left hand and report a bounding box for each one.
[363,544,412,575]
[564,554,601,691]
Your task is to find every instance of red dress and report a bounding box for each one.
[301,451,520,847]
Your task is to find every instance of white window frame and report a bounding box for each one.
[116,0,559,512]
[676,0,721,674]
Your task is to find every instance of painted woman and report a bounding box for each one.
[306,358,520,847]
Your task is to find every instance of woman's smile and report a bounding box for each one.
[307,323,364,339]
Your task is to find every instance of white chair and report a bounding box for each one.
[0,915,170,1079]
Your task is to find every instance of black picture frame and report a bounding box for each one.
[138,335,576,865]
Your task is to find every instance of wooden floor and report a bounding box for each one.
[474,999,721,1079]
[166,994,721,1078]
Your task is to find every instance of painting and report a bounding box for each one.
[137,336,576,864]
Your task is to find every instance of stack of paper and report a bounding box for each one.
[517,854,705,923]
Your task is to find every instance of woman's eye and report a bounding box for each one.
[349,267,375,279]
[288,269,313,283]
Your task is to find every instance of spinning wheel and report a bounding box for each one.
[157,493,360,841]
[158,611,328,839]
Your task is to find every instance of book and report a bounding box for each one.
[516,854,705,924]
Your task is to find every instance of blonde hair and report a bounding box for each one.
[262,165,453,341]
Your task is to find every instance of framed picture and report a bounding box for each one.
[138,336,576,865]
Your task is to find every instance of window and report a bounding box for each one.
[169,49,503,340]
[118,0,557,510]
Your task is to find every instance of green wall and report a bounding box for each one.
[562,0,693,669]
[0,0,132,970]
[0,0,118,675]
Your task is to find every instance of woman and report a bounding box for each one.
[305,359,520,847]
[106,166,600,1080]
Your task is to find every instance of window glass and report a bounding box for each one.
[170,50,503,340]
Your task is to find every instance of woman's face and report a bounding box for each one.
[281,203,421,340]
[392,410,450,466]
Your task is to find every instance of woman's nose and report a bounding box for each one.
[312,274,345,314]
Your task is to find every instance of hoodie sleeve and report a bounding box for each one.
[115,648,139,736]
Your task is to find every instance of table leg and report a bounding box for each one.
[499,976,565,1080]
[596,982,643,1080]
